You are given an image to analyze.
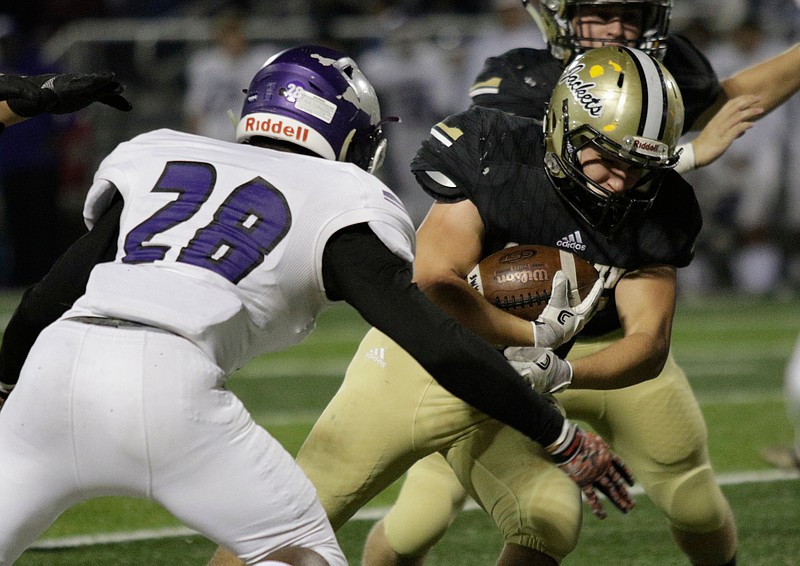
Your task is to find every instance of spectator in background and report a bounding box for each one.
[183,10,278,142]
[680,17,791,295]
[359,17,462,225]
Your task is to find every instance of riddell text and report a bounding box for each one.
[244,118,309,142]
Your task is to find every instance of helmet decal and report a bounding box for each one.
[237,45,390,172]
[559,62,604,117]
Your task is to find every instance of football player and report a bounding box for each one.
[0,45,631,566]
[363,1,793,564]
[208,45,695,566]
[0,71,132,132]
[761,334,800,471]
[471,0,798,174]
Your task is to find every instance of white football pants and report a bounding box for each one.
[0,319,345,566]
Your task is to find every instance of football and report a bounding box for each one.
[467,244,600,321]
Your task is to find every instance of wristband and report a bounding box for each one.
[675,142,696,174]
[545,419,581,464]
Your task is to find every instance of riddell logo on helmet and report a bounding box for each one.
[243,117,309,142]
[632,137,667,157]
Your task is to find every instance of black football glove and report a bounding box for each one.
[0,74,42,103]
[5,72,132,117]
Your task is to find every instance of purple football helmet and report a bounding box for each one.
[236,45,390,173]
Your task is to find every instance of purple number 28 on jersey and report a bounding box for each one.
[123,161,292,284]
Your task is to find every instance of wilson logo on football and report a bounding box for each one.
[494,268,549,285]
[243,117,309,143]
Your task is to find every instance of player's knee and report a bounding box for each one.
[495,482,581,561]
[650,466,730,533]
[382,496,457,556]
[500,508,580,560]
[381,459,467,556]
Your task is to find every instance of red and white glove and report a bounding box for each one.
[546,420,635,519]
[532,271,604,349]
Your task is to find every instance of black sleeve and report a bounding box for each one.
[663,34,722,131]
[321,224,566,447]
[0,195,123,387]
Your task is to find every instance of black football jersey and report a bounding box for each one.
[469,34,722,132]
[411,106,702,335]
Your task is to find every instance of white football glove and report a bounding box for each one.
[504,346,573,394]
[532,270,605,349]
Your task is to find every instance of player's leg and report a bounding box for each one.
[362,453,469,565]
[138,330,345,566]
[210,549,329,566]
[364,419,580,566]
[561,342,737,566]
[787,338,800,464]
[297,328,489,531]
[761,333,800,469]
[0,324,88,564]
[446,419,580,565]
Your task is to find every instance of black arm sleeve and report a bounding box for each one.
[0,195,123,386]
[322,224,566,447]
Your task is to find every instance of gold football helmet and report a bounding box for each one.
[543,45,684,236]
[523,0,672,63]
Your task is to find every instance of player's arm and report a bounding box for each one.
[691,43,800,131]
[414,199,536,347]
[568,265,676,390]
[0,195,122,403]
[0,74,40,130]
[322,222,634,518]
[0,101,26,129]
[323,222,562,444]
[0,72,131,130]
[676,94,763,173]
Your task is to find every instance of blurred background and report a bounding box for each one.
[0,0,798,298]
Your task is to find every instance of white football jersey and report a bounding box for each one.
[67,129,415,373]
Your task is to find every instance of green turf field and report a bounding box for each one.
[3,292,799,565]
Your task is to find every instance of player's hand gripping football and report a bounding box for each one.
[532,270,604,349]
[4,72,132,117]
[546,421,635,519]
[503,346,573,394]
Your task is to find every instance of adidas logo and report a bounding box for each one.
[365,347,386,368]
[556,230,586,252]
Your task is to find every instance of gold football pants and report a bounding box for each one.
[297,328,731,561]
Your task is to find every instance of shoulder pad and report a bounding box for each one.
[469,48,561,119]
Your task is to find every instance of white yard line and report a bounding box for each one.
[32,469,800,549]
